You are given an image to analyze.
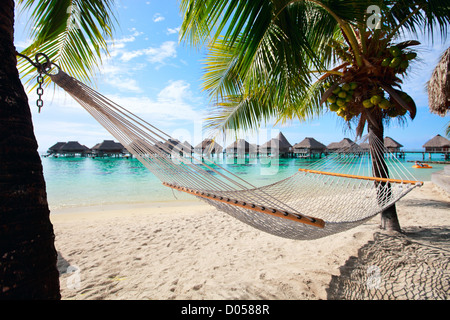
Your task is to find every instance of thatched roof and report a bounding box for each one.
[359,142,370,150]
[180,141,194,152]
[384,137,403,148]
[195,139,223,153]
[93,140,124,152]
[293,137,326,150]
[48,142,66,152]
[427,47,450,116]
[327,138,362,152]
[59,141,89,152]
[260,132,292,152]
[162,139,181,151]
[423,134,450,148]
[226,139,257,152]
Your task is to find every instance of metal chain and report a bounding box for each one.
[16,51,59,113]
[36,73,44,113]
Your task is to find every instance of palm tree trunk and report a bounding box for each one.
[367,112,402,232]
[0,0,60,299]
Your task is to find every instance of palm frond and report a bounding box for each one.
[17,0,116,86]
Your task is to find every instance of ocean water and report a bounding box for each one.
[41,153,447,210]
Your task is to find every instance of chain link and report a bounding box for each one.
[36,73,44,113]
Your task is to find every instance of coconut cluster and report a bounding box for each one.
[381,45,417,72]
[325,44,417,121]
[326,82,358,121]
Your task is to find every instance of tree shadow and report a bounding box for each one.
[56,251,71,275]
[399,198,450,210]
[327,228,450,300]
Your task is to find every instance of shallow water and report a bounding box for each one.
[41,153,447,210]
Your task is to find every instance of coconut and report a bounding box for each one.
[389,57,402,68]
[363,99,374,108]
[336,98,346,107]
[332,87,341,94]
[327,95,337,103]
[370,95,382,105]
[342,83,350,91]
[389,46,401,57]
[329,103,339,112]
[405,52,417,60]
[381,58,390,67]
[378,99,391,110]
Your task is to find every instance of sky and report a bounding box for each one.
[13,0,450,153]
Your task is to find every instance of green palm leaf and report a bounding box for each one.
[17,0,116,86]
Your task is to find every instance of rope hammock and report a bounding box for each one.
[48,70,423,240]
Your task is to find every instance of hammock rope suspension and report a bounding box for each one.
[47,69,422,240]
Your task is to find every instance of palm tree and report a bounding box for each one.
[0,0,115,299]
[180,0,450,232]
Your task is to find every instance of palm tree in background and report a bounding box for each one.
[180,0,450,232]
[0,0,115,299]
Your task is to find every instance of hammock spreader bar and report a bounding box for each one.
[298,168,423,186]
[163,182,326,228]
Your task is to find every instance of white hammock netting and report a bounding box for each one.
[50,71,423,240]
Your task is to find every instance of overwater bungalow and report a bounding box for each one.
[359,142,370,152]
[92,140,126,157]
[178,141,194,156]
[58,141,90,157]
[384,137,403,153]
[292,137,327,158]
[195,139,223,156]
[47,142,66,155]
[161,139,194,156]
[162,139,181,153]
[226,139,258,157]
[327,138,362,154]
[260,132,292,157]
[423,134,450,153]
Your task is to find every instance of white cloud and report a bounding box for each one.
[158,80,192,103]
[106,80,201,124]
[167,26,181,35]
[119,41,177,65]
[104,77,143,93]
[153,13,165,23]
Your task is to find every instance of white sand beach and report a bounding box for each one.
[51,182,449,300]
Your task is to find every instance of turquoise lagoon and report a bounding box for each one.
[42,153,447,211]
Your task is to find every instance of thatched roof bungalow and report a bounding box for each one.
[226,139,257,155]
[162,139,181,152]
[384,137,403,153]
[180,141,194,154]
[161,139,194,156]
[195,139,223,155]
[59,141,90,155]
[47,142,66,154]
[359,142,370,151]
[327,138,362,153]
[423,134,450,152]
[92,140,126,156]
[292,137,326,157]
[260,132,292,156]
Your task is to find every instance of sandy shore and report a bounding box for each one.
[51,182,449,300]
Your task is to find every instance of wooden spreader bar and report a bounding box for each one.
[163,182,325,229]
[298,168,423,186]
